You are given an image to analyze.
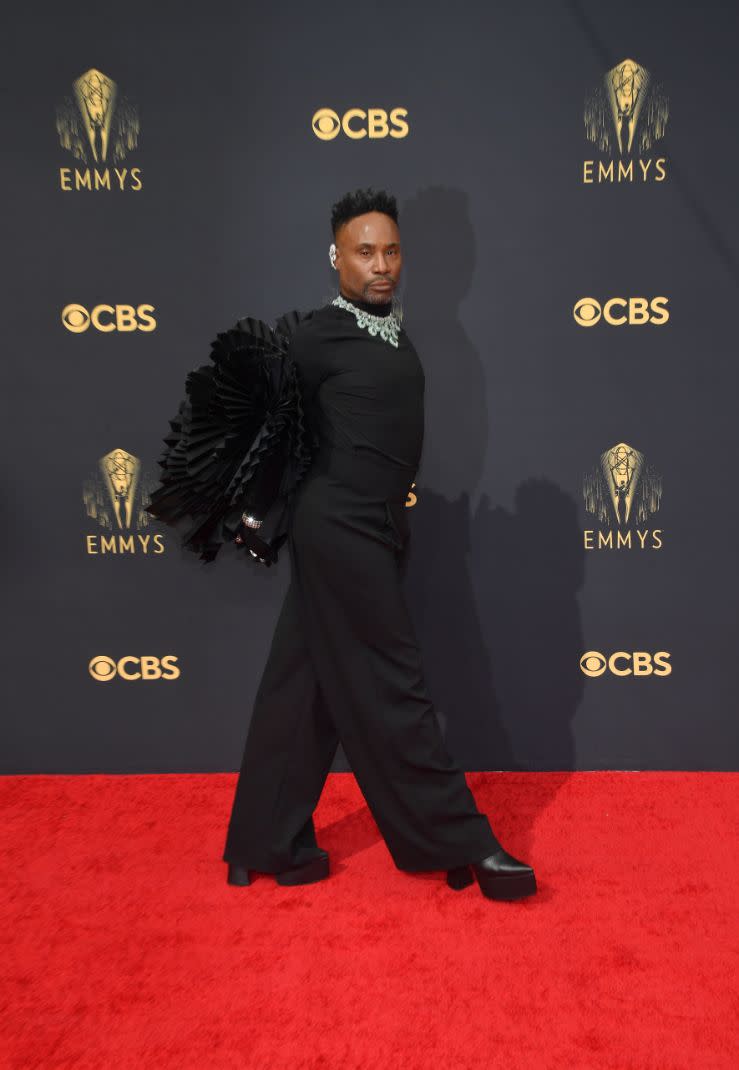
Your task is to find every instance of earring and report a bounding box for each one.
[328,243,337,269]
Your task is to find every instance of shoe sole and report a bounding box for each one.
[479,873,537,900]
[227,865,252,887]
[227,854,330,888]
[447,865,537,901]
[276,856,330,886]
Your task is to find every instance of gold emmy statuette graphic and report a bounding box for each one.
[82,448,164,554]
[608,59,647,155]
[603,442,642,526]
[100,448,139,529]
[583,442,662,528]
[74,68,116,163]
[584,58,669,158]
[56,68,139,167]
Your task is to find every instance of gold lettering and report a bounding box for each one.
[91,305,115,332]
[582,157,667,185]
[389,107,409,138]
[586,528,665,551]
[617,160,633,182]
[609,652,632,676]
[60,167,142,192]
[629,297,650,325]
[632,652,653,676]
[160,655,181,680]
[140,656,161,680]
[650,297,670,325]
[116,305,138,332]
[86,532,164,555]
[653,651,671,676]
[598,160,614,183]
[342,109,367,139]
[117,656,141,681]
[604,298,628,326]
[136,305,157,332]
[367,109,389,139]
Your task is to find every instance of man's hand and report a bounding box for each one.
[233,521,278,566]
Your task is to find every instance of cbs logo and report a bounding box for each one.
[579,651,672,678]
[311,107,409,141]
[89,655,180,682]
[62,304,157,333]
[573,297,669,327]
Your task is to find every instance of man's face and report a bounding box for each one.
[334,211,402,305]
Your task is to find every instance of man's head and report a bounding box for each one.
[330,187,401,305]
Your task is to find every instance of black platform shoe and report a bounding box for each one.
[447,847,537,901]
[227,849,330,888]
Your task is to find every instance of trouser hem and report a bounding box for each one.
[222,845,325,873]
[391,840,501,873]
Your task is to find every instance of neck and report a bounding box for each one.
[339,290,393,317]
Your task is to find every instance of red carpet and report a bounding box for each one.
[1,772,737,1069]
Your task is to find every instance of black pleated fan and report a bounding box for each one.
[146,310,314,563]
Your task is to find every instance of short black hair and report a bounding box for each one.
[330,187,398,237]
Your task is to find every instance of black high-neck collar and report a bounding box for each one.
[338,291,393,317]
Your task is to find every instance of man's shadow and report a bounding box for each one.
[402,480,584,863]
[324,187,584,864]
[406,479,584,770]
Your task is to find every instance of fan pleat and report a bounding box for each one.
[146,310,314,562]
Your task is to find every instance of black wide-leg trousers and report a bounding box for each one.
[223,445,500,873]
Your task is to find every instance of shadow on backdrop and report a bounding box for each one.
[404,188,584,856]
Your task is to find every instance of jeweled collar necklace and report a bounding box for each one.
[331,293,401,348]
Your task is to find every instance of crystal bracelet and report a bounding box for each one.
[241,513,263,529]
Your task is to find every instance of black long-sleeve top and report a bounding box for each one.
[289,295,426,471]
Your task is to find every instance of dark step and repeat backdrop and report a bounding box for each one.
[3,2,737,772]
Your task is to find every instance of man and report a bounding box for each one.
[223,187,537,901]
